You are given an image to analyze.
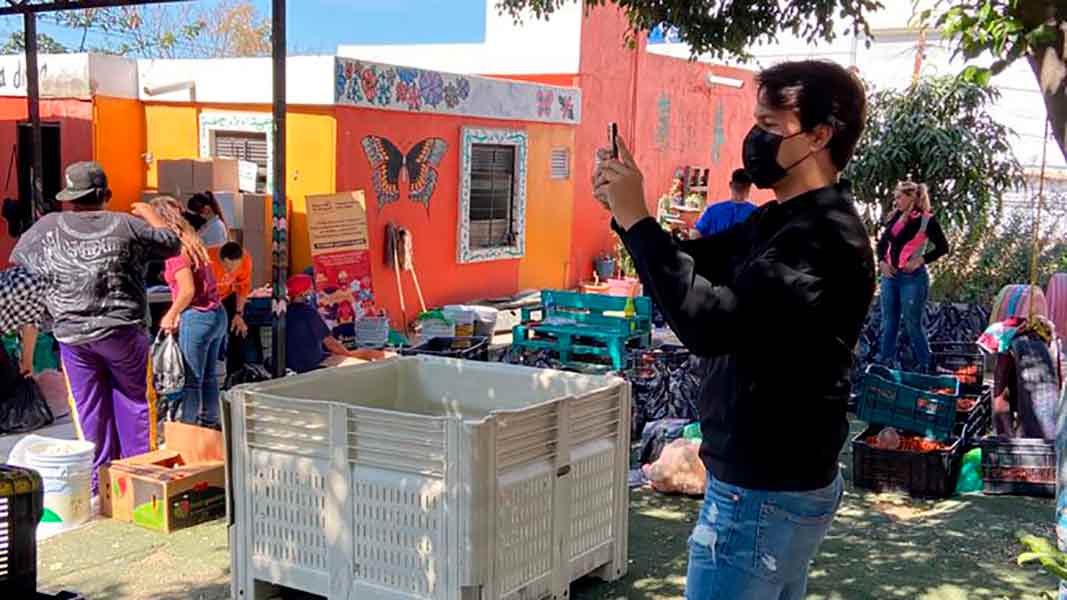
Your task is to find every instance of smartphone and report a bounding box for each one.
[608,122,619,159]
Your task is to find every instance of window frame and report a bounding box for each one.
[199,112,274,191]
[457,127,528,264]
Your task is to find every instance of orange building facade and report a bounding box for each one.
[0,53,585,326]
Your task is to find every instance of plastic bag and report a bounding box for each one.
[224,364,272,388]
[35,369,70,419]
[151,331,186,396]
[642,438,706,496]
[0,375,54,434]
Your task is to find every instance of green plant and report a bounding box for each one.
[616,240,637,279]
[842,75,1025,303]
[1017,530,1067,594]
[918,1,1067,161]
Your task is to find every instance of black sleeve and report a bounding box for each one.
[875,213,897,263]
[922,217,949,264]
[617,217,819,357]
[614,216,750,286]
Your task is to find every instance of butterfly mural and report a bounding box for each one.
[361,136,448,211]
[558,95,576,121]
[536,89,554,117]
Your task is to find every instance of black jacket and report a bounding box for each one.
[616,182,875,491]
[876,210,949,268]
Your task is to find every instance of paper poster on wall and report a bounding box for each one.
[306,191,377,347]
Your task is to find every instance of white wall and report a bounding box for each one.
[0,53,93,99]
[337,0,582,75]
[136,55,336,105]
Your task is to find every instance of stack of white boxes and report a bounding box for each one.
[149,158,270,286]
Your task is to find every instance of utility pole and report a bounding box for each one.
[270,0,288,377]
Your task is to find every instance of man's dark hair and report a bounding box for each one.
[70,188,109,208]
[730,168,752,186]
[756,60,867,171]
[220,241,244,261]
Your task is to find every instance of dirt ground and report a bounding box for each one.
[36,437,1060,600]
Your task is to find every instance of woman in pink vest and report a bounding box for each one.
[876,181,950,372]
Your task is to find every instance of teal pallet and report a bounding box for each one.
[512,290,652,371]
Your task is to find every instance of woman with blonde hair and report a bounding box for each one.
[153,196,227,427]
[876,181,950,371]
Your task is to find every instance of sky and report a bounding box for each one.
[0,0,488,55]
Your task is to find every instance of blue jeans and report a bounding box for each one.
[879,267,931,371]
[686,473,843,600]
[176,306,227,426]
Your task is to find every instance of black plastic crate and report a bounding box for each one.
[402,336,490,361]
[0,465,43,596]
[851,425,965,498]
[980,436,1055,497]
[931,341,985,395]
[954,391,991,443]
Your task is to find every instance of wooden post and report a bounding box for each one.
[24,11,48,219]
[270,0,287,377]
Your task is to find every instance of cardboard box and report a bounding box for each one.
[238,160,259,192]
[100,422,226,534]
[211,191,240,227]
[157,159,195,197]
[194,158,240,193]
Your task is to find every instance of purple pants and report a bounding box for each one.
[60,326,155,494]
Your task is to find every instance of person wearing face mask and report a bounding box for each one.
[875,181,949,372]
[594,60,874,599]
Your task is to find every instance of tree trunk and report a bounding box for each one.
[1026,17,1067,163]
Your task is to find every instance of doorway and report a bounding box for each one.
[17,121,61,211]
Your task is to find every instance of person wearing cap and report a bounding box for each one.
[284,273,385,373]
[10,161,180,494]
[692,168,757,238]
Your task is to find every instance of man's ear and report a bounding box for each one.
[811,123,834,152]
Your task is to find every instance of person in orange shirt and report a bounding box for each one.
[212,241,253,374]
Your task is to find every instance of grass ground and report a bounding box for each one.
[36,432,1060,600]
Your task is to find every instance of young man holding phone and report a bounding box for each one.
[595,61,874,599]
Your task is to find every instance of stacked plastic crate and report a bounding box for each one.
[851,362,990,499]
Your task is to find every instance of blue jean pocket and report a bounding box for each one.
[753,495,838,583]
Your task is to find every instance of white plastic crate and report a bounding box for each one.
[226,355,630,600]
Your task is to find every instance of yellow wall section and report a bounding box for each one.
[144,103,200,190]
[93,96,146,213]
[284,110,337,272]
[519,125,576,290]
[142,103,336,273]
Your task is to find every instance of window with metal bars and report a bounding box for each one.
[468,144,517,249]
[550,147,570,180]
[210,130,268,192]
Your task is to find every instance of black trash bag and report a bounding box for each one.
[224,364,273,388]
[1009,333,1059,441]
[851,301,990,388]
[1,375,54,434]
[625,346,700,439]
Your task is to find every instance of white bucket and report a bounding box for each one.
[8,435,95,538]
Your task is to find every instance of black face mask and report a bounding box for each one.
[742,125,813,189]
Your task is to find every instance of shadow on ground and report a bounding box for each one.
[36,421,1059,600]
[573,433,1059,600]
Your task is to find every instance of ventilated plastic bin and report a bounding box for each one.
[226,356,630,600]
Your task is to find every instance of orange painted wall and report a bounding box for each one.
[0,97,93,266]
[486,73,580,88]
[520,124,576,290]
[93,96,146,213]
[335,107,575,325]
[550,6,765,287]
[142,102,336,273]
